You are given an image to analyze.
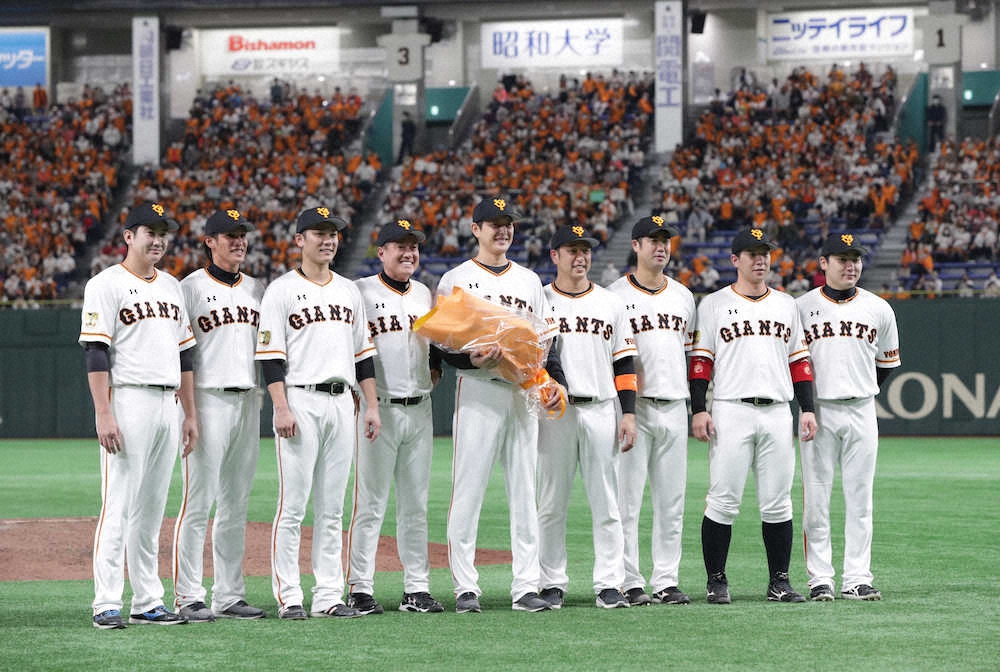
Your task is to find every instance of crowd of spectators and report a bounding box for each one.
[1,84,131,305]
[377,71,653,269]
[102,80,376,282]
[655,63,916,294]
[897,136,1000,297]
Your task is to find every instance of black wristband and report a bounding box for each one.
[617,389,636,415]
[179,347,195,373]
[876,366,894,389]
[690,379,709,414]
[545,338,568,388]
[84,342,110,372]
[355,356,375,382]
[261,359,286,385]
[793,380,815,413]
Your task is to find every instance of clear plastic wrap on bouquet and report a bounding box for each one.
[413,287,566,418]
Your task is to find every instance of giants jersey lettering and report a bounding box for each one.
[796,287,900,400]
[608,274,696,400]
[544,283,636,401]
[182,268,264,390]
[356,274,433,398]
[437,258,548,381]
[79,264,195,387]
[692,286,808,402]
[255,269,374,386]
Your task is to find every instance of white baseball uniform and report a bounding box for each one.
[691,286,809,525]
[797,287,900,592]
[437,258,548,601]
[609,274,696,593]
[346,274,435,596]
[537,282,635,594]
[80,264,195,615]
[173,267,264,613]
[256,268,375,613]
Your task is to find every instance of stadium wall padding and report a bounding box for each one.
[1,300,995,438]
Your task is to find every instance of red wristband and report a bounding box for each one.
[689,356,713,381]
[790,358,814,383]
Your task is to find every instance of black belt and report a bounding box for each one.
[740,397,776,406]
[143,384,175,391]
[294,382,346,395]
[568,395,596,405]
[223,387,253,393]
[641,397,679,404]
[383,395,428,406]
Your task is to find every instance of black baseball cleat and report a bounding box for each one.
[455,592,481,614]
[841,584,882,601]
[810,584,835,602]
[767,572,806,603]
[651,586,691,605]
[129,605,187,625]
[217,600,266,619]
[540,587,564,609]
[399,592,444,613]
[706,572,732,604]
[596,588,629,609]
[347,592,384,615]
[625,587,651,606]
[278,604,308,620]
[93,609,127,629]
[513,592,551,612]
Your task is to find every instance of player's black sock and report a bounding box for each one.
[701,516,732,577]
[762,519,794,578]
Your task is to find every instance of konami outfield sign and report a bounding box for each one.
[199,27,339,77]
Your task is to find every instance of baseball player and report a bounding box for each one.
[537,225,637,610]
[255,207,380,620]
[172,209,266,622]
[689,227,817,604]
[345,218,444,616]
[797,233,900,601]
[81,201,196,629]
[437,194,565,614]
[608,215,697,607]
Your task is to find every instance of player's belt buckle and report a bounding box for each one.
[222,387,252,394]
[387,394,427,406]
[144,384,175,391]
[740,397,775,406]
[641,397,676,404]
[297,382,345,395]
[568,395,596,405]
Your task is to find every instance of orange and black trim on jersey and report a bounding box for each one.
[550,283,595,299]
[626,274,668,295]
[729,286,771,302]
[92,437,111,562]
[377,274,411,296]
[204,267,244,288]
[172,454,192,597]
[345,404,362,590]
[119,263,158,283]
[819,290,858,304]
[471,259,512,276]
[294,267,334,287]
[272,436,286,607]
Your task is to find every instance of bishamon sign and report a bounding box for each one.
[199,27,339,77]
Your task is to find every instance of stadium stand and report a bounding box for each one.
[0,84,131,304]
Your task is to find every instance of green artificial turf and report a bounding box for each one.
[0,437,998,670]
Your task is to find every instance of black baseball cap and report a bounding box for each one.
[377,218,427,246]
[296,206,348,233]
[631,215,679,240]
[124,201,179,231]
[205,209,252,236]
[731,228,778,254]
[472,194,520,223]
[821,232,869,257]
[550,225,600,250]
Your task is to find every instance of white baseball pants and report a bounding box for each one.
[271,387,354,612]
[173,388,260,612]
[448,376,541,602]
[618,398,688,593]
[537,399,626,594]
[347,396,434,595]
[93,386,179,615]
[801,397,878,592]
[705,400,795,526]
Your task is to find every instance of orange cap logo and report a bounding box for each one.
[572,226,584,237]
[316,207,330,218]
[841,234,854,246]
[151,203,164,216]
[397,219,412,230]
[651,215,664,226]
[751,229,764,240]
[493,198,506,211]
[227,209,241,220]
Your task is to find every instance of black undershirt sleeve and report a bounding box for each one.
[432,344,476,370]
[876,367,894,388]
[355,356,375,382]
[261,359,286,385]
[689,379,709,415]
[613,356,636,414]
[793,380,815,413]
[544,337,568,388]
[179,347,194,373]
[429,345,443,375]
[84,341,110,372]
